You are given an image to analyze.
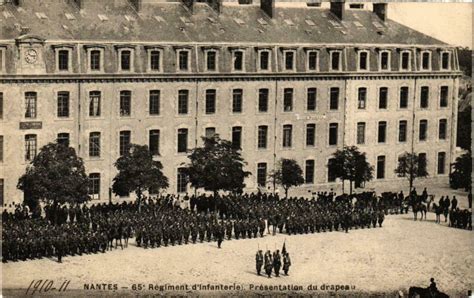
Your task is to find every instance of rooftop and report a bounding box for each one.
[0,0,447,46]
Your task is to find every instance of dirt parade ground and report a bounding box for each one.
[2,211,472,297]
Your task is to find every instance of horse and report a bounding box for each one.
[408,287,449,297]
[408,195,427,221]
[432,203,444,224]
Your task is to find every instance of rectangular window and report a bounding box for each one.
[328,158,337,182]
[206,51,217,71]
[120,90,131,117]
[305,160,315,184]
[399,120,407,142]
[378,121,387,143]
[282,124,292,148]
[0,92,3,119]
[419,119,428,141]
[205,127,216,138]
[177,168,187,193]
[149,129,160,156]
[330,87,339,110]
[205,89,216,114]
[119,130,131,156]
[89,132,100,157]
[399,87,409,109]
[441,52,450,70]
[58,50,69,71]
[329,123,338,145]
[401,52,410,70]
[437,152,446,174]
[25,92,37,118]
[260,51,270,71]
[283,88,293,112]
[179,50,189,71]
[25,134,37,161]
[232,89,243,113]
[357,122,366,145]
[378,87,388,109]
[380,51,389,70]
[358,87,367,109]
[359,51,368,70]
[258,89,269,112]
[308,51,318,70]
[232,126,242,149]
[377,156,385,179]
[0,179,3,206]
[88,173,101,199]
[307,88,317,111]
[331,51,340,71]
[57,91,70,117]
[90,50,101,71]
[418,153,427,176]
[177,128,188,153]
[257,162,267,187]
[284,51,294,70]
[149,90,160,115]
[306,123,316,146]
[178,90,189,115]
[233,51,244,71]
[150,50,161,71]
[420,86,429,108]
[57,133,70,147]
[440,86,448,107]
[257,125,268,149]
[0,135,3,162]
[120,50,131,71]
[89,91,101,117]
[438,119,447,140]
[421,52,431,70]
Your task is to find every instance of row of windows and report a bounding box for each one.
[16,85,449,120]
[356,118,448,145]
[47,47,453,74]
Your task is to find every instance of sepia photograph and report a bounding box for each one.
[0,0,472,296]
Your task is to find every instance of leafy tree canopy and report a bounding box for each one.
[331,146,374,193]
[394,152,428,191]
[450,152,472,191]
[270,158,304,198]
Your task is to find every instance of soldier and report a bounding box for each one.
[273,250,282,277]
[225,221,233,240]
[258,218,265,238]
[191,224,198,244]
[283,252,291,275]
[54,237,63,263]
[216,224,224,249]
[255,250,264,275]
[377,209,385,227]
[264,250,273,278]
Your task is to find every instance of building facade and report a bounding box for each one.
[0,0,461,204]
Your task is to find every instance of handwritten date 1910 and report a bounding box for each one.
[25,279,70,295]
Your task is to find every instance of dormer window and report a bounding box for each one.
[283,50,296,71]
[177,49,190,72]
[421,51,431,70]
[400,50,411,71]
[0,47,5,73]
[258,49,271,71]
[54,48,72,72]
[358,50,369,71]
[147,48,163,72]
[89,49,102,71]
[440,51,451,70]
[232,50,245,71]
[121,50,131,71]
[379,50,391,71]
[205,49,218,72]
[307,50,319,71]
[330,50,342,71]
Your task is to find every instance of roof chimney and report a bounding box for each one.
[260,0,275,18]
[72,0,84,9]
[207,0,222,14]
[129,0,142,12]
[330,0,345,20]
[373,3,387,22]
[181,0,194,12]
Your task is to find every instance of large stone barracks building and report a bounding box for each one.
[0,0,462,204]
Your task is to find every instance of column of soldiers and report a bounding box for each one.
[2,191,387,263]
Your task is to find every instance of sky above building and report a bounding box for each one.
[387,2,472,48]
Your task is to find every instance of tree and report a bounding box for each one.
[270,158,304,198]
[331,146,374,194]
[17,142,89,222]
[450,152,472,191]
[112,144,169,209]
[394,152,428,192]
[183,135,250,196]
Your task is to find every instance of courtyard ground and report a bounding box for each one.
[2,212,472,297]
